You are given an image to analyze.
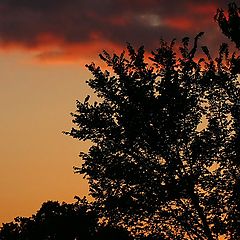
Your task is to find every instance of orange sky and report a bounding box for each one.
[0,0,239,225]
[0,51,93,223]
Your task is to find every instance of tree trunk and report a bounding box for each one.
[190,190,214,240]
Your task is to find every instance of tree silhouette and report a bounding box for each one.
[66,33,240,239]
[215,2,240,76]
[215,2,240,49]
[0,198,133,240]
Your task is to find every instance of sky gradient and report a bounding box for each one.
[0,0,239,224]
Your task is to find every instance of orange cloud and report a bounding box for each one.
[164,18,193,31]
[188,3,218,15]
[34,40,124,65]
[0,0,234,64]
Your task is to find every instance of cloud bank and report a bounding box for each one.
[0,0,237,62]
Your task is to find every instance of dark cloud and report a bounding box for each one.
[0,0,239,60]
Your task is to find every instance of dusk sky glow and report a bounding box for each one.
[0,0,239,225]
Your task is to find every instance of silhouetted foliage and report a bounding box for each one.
[215,2,240,49]
[0,198,133,240]
[215,1,240,75]
[66,33,240,239]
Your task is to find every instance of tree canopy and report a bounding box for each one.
[66,7,240,239]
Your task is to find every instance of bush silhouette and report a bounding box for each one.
[0,198,133,240]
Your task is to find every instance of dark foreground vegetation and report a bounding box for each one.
[1,2,240,239]
[0,198,133,240]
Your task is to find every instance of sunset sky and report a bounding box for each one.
[0,0,239,225]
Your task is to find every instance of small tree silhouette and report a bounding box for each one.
[66,32,240,239]
[0,199,96,239]
[0,198,133,240]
